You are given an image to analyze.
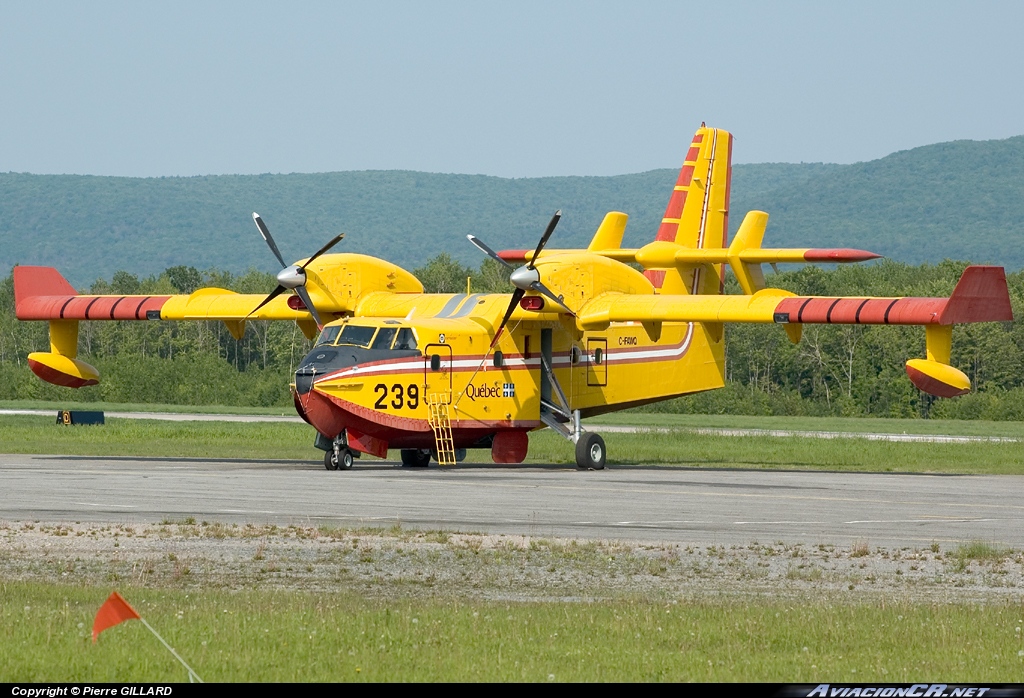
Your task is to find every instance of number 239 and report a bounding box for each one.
[374,383,419,410]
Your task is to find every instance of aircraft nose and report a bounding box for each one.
[294,347,370,394]
[294,348,339,394]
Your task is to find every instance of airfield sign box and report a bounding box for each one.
[56,410,105,426]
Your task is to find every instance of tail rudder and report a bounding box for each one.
[647,124,733,294]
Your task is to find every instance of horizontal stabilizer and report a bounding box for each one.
[499,208,881,297]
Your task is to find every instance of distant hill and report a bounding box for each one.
[2,135,1022,286]
[738,136,1024,268]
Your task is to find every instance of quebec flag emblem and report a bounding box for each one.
[503,382,515,398]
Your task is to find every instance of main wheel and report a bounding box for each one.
[401,449,431,467]
[429,448,467,463]
[575,432,606,470]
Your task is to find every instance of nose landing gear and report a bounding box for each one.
[325,447,354,470]
[321,431,355,471]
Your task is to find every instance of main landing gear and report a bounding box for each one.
[400,448,468,467]
[574,432,606,470]
[400,449,431,468]
[537,353,606,470]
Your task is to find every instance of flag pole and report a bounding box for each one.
[137,618,204,683]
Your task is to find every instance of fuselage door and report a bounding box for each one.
[424,343,454,402]
[587,337,608,387]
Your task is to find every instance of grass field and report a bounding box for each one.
[4,406,1024,682]
[594,412,1024,438]
[2,413,1023,474]
[7,398,1024,436]
[3,581,1024,682]
[0,399,296,416]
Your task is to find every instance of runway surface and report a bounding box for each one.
[3,409,1017,443]
[3,453,1021,549]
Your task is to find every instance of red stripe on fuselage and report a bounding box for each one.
[299,386,539,450]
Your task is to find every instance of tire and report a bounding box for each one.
[575,432,606,470]
[401,449,431,468]
[324,449,338,471]
[325,448,355,471]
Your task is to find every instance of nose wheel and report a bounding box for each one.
[325,447,354,470]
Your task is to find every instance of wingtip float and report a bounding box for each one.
[11,124,1015,469]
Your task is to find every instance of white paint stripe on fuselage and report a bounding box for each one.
[311,325,696,385]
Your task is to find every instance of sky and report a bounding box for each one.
[2,1,1023,178]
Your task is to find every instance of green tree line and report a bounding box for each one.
[4,134,1024,287]
[3,258,1023,419]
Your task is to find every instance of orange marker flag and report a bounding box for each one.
[93,591,140,642]
[92,591,203,682]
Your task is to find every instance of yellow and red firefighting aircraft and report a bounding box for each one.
[13,125,1014,470]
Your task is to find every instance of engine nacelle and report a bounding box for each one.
[27,352,100,388]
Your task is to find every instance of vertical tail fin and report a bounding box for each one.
[646,124,733,295]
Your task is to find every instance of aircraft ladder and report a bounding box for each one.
[427,393,457,466]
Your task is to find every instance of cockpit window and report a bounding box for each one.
[336,325,376,348]
[394,328,417,351]
[315,326,342,346]
[371,327,398,350]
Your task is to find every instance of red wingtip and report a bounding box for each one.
[13,266,78,310]
[940,266,1014,324]
[803,249,883,263]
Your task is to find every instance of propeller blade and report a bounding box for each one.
[299,233,345,271]
[490,288,525,349]
[253,213,287,269]
[294,285,324,328]
[467,235,515,270]
[531,280,576,317]
[247,284,286,318]
[527,210,561,270]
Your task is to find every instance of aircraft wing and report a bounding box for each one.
[579,266,1013,329]
[13,266,334,323]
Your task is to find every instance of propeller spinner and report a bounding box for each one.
[248,213,344,328]
[468,210,574,348]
